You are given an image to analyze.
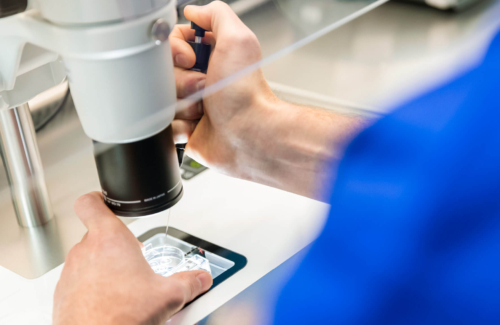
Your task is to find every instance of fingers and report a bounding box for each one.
[170,25,215,69]
[174,64,205,130]
[170,35,196,69]
[175,68,206,99]
[73,192,119,231]
[184,2,247,40]
[172,119,199,144]
[165,271,213,307]
[175,100,203,120]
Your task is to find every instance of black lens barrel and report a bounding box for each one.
[93,125,183,217]
[0,0,27,18]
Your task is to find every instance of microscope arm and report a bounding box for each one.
[1,0,185,218]
[0,3,177,143]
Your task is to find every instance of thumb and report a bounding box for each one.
[73,191,121,231]
[164,271,213,307]
[184,1,247,40]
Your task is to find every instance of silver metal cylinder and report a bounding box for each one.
[0,103,53,227]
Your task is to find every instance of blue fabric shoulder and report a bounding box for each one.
[273,32,500,325]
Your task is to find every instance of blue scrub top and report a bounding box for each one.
[274,31,500,324]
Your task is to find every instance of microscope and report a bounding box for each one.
[0,0,184,225]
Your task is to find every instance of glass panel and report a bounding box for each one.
[171,0,387,113]
[128,0,387,144]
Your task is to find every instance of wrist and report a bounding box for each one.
[230,94,298,185]
[231,92,366,199]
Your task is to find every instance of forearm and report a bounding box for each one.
[235,97,367,201]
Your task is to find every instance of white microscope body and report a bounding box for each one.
[0,0,181,226]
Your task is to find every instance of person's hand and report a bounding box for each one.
[170,2,365,200]
[170,1,277,178]
[53,192,212,325]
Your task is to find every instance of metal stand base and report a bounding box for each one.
[0,103,53,228]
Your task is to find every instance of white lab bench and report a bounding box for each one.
[0,165,329,325]
[0,77,321,324]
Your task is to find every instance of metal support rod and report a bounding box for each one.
[0,103,53,228]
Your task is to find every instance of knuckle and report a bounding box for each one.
[164,282,187,310]
[210,1,231,11]
[238,32,260,48]
[74,192,99,211]
[174,272,201,302]
[172,25,182,34]
[226,31,261,54]
[165,296,184,315]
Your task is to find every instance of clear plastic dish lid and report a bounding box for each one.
[142,244,212,277]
